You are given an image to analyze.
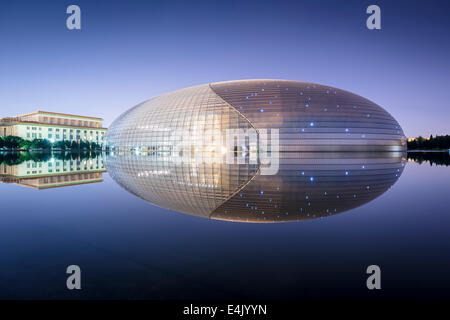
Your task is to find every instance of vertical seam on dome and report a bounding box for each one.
[206,83,261,218]
[208,166,261,220]
[208,83,259,135]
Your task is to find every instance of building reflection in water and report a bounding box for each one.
[106,152,406,223]
[0,153,106,190]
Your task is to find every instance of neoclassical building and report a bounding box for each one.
[0,110,107,145]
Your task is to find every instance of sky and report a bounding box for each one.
[1,0,449,137]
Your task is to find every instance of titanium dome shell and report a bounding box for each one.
[106,79,406,152]
[105,80,406,223]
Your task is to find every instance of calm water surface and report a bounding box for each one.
[0,152,449,299]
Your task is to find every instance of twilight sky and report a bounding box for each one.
[1,0,449,137]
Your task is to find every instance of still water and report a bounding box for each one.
[0,151,449,299]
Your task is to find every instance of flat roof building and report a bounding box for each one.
[0,111,107,146]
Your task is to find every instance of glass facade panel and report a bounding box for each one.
[107,84,255,153]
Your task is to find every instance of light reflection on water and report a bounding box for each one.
[106,152,406,223]
[0,150,449,299]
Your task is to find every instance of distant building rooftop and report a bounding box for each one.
[1,110,106,131]
[16,110,103,121]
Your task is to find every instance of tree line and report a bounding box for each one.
[0,135,103,151]
[407,135,450,150]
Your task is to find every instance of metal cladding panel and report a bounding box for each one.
[210,80,406,152]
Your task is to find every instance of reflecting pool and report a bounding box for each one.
[0,151,449,299]
[106,152,405,222]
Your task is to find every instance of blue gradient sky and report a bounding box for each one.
[1,0,449,137]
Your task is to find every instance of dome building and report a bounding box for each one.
[106,81,406,222]
[106,79,406,152]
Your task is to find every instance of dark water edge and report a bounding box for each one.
[2,150,449,166]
